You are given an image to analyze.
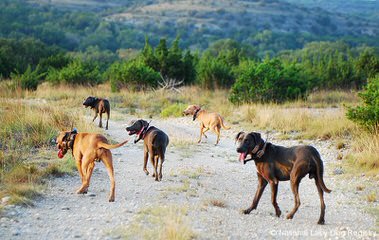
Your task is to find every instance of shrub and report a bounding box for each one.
[196,54,234,89]
[107,60,160,92]
[11,65,45,90]
[347,75,379,133]
[160,103,185,118]
[229,58,308,104]
[46,59,102,85]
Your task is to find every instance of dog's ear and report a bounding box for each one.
[62,132,69,141]
[235,131,245,144]
[252,132,262,145]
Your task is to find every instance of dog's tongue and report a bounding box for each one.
[239,152,247,163]
[57,149,64,159]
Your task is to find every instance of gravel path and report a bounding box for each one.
[1,114,377,239]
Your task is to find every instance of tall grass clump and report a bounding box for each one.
[0,100,94,206]
[113,205,195,240]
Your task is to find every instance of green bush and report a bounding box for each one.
[46,59,102,85]
[11,65,45,90]
[107,60,160,92]
[229,58,308,104]
[196,54,234,89]
[160,103,185,118]
[347,75,379,132]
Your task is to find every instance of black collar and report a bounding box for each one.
[193,108,201,121]
[64,131,77,153]
[243,141,268,164]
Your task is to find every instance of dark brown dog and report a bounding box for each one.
[56,129,128,202]
[83,96,110,130]
[126,119,169,181]
[235,131,331,224]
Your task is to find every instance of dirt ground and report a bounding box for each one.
[0,113,378,239]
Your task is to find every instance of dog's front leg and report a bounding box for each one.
[76,157,91,194]
[92,111,98,122]
[270,182,281,217]
[198,124,204,143]
[244,174,268,214]
[76,159,84,184]
[143,150,149,175]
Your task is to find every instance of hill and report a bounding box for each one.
[1,0,376,54]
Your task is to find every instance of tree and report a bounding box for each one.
[155,38,169,77]
[347,74,379,133]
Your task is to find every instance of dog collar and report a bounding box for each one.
[193,108,201,121]
[135,125,151,143]
[243,141,268,164]
[63,131,77,153]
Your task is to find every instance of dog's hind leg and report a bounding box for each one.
[287,162,307,220]
[105,110,109,130]
[102,152,115,202]
[99,112,103,128]
[158,152,165,181]
[270,182,281,217]
[212,125,221,145]
[315,178,326,224]
[150,154,159,181]
[244,174,268,214]
[143,150,149,175]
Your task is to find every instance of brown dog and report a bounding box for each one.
[235,131,331,224]
[126,120,169,181]
[56,129,128,202]
[183,105,230,145]
[83,96,110,130]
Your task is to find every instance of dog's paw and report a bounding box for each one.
[242,209,251,214]
[108,197,115,202]
[76,188,87,194]
[276,209,282,217]
[286,214,293,219]
[317,219,325,225]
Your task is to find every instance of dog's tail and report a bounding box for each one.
[219,116,231,130]
[312,153,332,193]
[98,140,128,150]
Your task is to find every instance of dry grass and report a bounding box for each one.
[345,132,379,175]
[0,93,96,207]
[112,205,195,240]
[204,199,227,208]
[366,192,377,203]
[1,82,376,193]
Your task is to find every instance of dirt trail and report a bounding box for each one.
[0,114,377,239]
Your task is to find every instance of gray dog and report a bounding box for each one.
[235,131,331,224]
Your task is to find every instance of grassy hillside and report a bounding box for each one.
[23,0,379,53]
[283,0,379,20]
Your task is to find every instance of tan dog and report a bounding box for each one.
[183,105,230,145]
[56,129,128,202]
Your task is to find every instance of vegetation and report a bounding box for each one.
[347,75,379,133]
[0,88,97,206]
[112,205,195,240]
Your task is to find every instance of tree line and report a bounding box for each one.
[1,37,378,104]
